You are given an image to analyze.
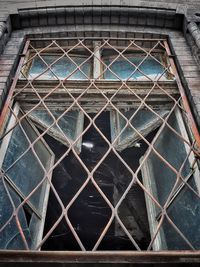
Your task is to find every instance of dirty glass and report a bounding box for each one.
[110,109,169,152]
[0,179,32,249]
[28,55,91,80]
[162,177,200,250]
[141,109,200,249]
[103,54,166,81]
[2,115,53,212]
[28,110,84,154]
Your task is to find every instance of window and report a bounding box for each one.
[27,55,91,80]
[27,109,84,154]
[0,37,199,251]
[110,109,169,151]
[0,103,54,249]
[103,52,169,81]
[141,108,200,250]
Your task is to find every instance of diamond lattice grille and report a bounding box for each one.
[0,38,200,251]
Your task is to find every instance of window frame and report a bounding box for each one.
[0,102,55,249]
[20,42,175,82]
[140,107,200,251]
[20,50,93,81]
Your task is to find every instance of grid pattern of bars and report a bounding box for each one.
[0,37,200,251]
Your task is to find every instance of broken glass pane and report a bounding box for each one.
[28,110,84,154]
[104,54,166,81]
[110,109,169,152]
[28,55,91,80]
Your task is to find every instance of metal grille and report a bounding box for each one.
[0,37,200,251]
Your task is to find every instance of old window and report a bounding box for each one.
[141,108,200,250]
[0,37,199,251]
[0,103,54,249]
[25,50,92,80]
[27,110,84,154]
[103,52,170,81]
[110,109,169,152]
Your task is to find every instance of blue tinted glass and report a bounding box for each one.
[29,56,91,80]
[110,109,168,151]
[119,109,167,141]
[104,55,165,80]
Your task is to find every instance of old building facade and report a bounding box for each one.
[0,1,200,266]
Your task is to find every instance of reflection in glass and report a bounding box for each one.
[0,107,54,249]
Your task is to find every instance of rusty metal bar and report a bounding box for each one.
[28,37,167,41]
[0,39,30,133]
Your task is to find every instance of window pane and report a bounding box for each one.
[104,55,166,81]
[110,109,168,151]
[28,56,91,80]
[2,116,53,212]
[28,110,84,154]
[141,109,200,250]
[0,179,32,249]
[147,112,193,207]
[162,177,200,250]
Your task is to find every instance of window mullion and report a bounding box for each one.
[93,41,102,79]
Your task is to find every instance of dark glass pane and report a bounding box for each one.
[141,109,199,250]
[162,178,200,249]
[149,112,192,207]
[0,179,32,249]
